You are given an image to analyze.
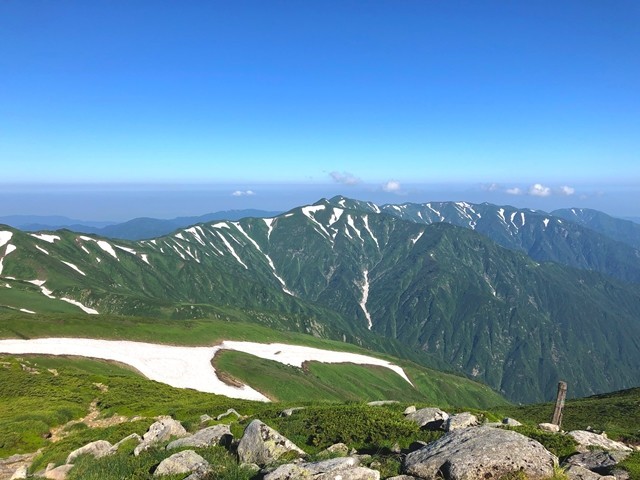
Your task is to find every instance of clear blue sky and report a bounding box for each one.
[1,1,638,219]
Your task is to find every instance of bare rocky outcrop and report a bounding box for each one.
[405,407,449,430]
[237,419,305,466]
[539,423,561,432]
[65,439,113,464]
[403,426,558,480]
[44,463,74,480]
[153,450,209,477]
[264,456,379,480]
[134,416,188,456]
[564,451,631,475]
[166,424,232,449]
[568,431,633,452]
[564,464,616,480]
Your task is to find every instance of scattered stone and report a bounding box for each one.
[319,442,350,457]
[265,456,380,480]
[237,419,306,466]
[0,453,38,480]
[564,451,631,475]
[47,368,59,376]
[66,440,113,464]
[109,433,142,453]
[215,408,243,421]
[445,412,478,431]
[367,400,399,406]
[154,450,209,477]
[280,407,306,417]
[403,406,417,415]
[502,417,522,427]
[568,431,633,452]
[391,442,402,453]
[134,416,188,456]
[564,464,616,480]
[539,423,561,432]
[405,407,449,430]
[199,414,213,423]
[167,424,232,449]
[387,476,420,480]
[403,425,558,480]
[44,464,74,480]
[9,465,28,480]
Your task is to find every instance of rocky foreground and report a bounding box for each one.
[2,405,637,480]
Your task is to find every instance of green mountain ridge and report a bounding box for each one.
[1,197,640,403]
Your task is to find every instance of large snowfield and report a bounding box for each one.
[0,338,412,402]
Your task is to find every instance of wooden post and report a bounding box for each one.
[551,381,567,427]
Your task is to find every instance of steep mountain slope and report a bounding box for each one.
[553,207,640,250]
[2,198,640,402]
[327,196,640,285]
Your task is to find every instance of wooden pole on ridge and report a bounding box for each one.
[551,381,567,427]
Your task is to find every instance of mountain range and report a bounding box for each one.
[1,196,639,404]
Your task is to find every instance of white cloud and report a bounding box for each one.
[506,187,523,195]
[232,190,255,197]
[329,171,361,185]
[559,185,575,196]
[382,180,401,193]
[528,183,552,197]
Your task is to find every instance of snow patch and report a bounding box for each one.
[358,270,373,330]
[35,245,50,255]
[61,261,86,276]
[0,231,13,248]
[543,218,550,228]
[411,231,424,245]
[5,244,16,255]
[20,308,35,314]
[497,208,507,224]
[60,297,99,314]
[263,218,275,239]
[328,208,344,226]
[30,233,60,243]
[346,215,363,241]
[301,205,332,239]
[80,245,90,254]
[217,233,248,269]
[140,254,150,265]
[115,245,137,255]
[362,215,379,249]
[27,279,46,286]
[185,227,206,246]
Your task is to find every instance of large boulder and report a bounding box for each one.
[237,419,305,466]
[564,464,616,480]
[405,407,449,430]
[265,456,379,480]
[564,451,631,475]
[44,464,74,480]
[403,425,558,480]
[134,416,188,456]
[445,412,478,431]
[9,466,28,480]
[153,450,209,477]
[66,440,113,464]
[568,431,633,452]
[166,424,232,449]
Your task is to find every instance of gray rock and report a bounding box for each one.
[199,414,213,423]
[280,407,306,417]
[109,433,142,453]
[445,412,479,431]
[568,431,633,452]
[564,451,631,475]
[564,464,616,480]
[237,419,306,466]
[367,400,399,406]
[216,408,243,420]
[134,416,188,456]
[44,464,74,480]
[502,417,523,427]
[403,425,558,480]
[9,465,28,480]
[153,450,209,477]
[538,423,561,432]
[406,407,449,430]
[166,424,232,449]
[66,440,113,464]
[265,456,380,480]
[319,442,350,457]
[403,406,417,415]
[387,476,420,480]
[611,468,631,480]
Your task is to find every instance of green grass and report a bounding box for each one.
[0,286,79,313]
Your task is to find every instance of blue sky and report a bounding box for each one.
[1,1,638,219]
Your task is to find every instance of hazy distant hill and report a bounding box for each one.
[553,207,640,250]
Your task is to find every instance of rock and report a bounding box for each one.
[445,412,478,431]
[539,423,561,432]
[237,419,306,466]
[406,407,449,430]
[409,441,429,452]
[319,442,350,457]
[44,464,74,480]
[367,400,399,406]
[387,476,420,480]
[564,464,616,480]
[109,433,142,453]
[568,431,633,452]
[153,450,209,477]
[134,416,188,456]
[403,425,558,480]
[502,417,522,427]
[280,407,306,417]
[611,468,631,480]
[0,453,37,480]
[216,408,243,421]
[564,451,631,475]
[9,465,28,479]
[66,439,113,464]
[265,456,380,480]
[167,424,232,449]
[403,406,417,415]
[199,414,213,423]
